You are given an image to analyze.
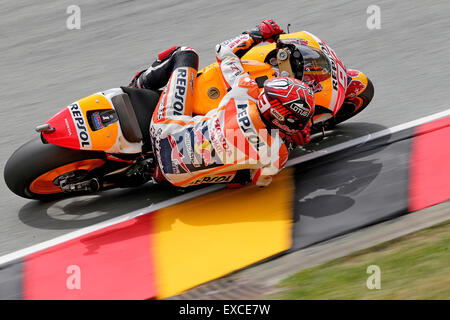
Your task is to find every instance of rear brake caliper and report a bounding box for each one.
[53,171,100,193]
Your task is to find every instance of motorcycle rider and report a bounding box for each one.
[130,20,315,187]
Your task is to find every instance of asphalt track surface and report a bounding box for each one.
[1,0,449,256]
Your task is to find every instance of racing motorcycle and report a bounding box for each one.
[4,31,374,200]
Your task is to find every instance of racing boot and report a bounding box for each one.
[156,47,199,117]
[129,46,197,90]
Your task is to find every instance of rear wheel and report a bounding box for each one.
[4,138,107,200]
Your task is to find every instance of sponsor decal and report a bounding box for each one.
[168,135,189,173]
[189,174,234,186]
[318,41,338,91]
[190,70,194,95]
[151,127,165,172]
[229,63,242,76]
[150,126,160,139]
[270,108,285,121]
[347,69,361,77]
[280,38,309,46]
[210,117,232,158]
[258,91,271,113]
[310,82,324,93]
[236,103,265,151]
[272,119,297,135]
[92,112,104,130]
[318,41,346,91]
[106,153,134,163]
[157,89,167,120]
[223,58,243,78]
[222,34,250,49]
[299,39,309,46]
[64,118,72,136]
[173,68,188,115]
[154,124,223,176]
[101,114,113,122]
[69,103,91,149]
[193,127,215,166]
[346,79,366,98]
[184,130,196,167]
[290,102,311,117]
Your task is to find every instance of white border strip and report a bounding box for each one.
[0,109,449,265]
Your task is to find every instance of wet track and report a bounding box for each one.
[1,0,450,256]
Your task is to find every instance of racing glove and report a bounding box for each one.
[285,122,312,146]
[244,19,284,44]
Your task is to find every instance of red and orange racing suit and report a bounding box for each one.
[150,35,289,187]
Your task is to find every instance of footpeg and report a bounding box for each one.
[59,178,101,193]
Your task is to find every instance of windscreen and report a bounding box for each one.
[296,45,332,85]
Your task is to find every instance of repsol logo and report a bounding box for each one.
[190,174,234,185]
[318,42,338,91]
[237,103,265,151]
[173,68,188,115]
[69,103,91,149]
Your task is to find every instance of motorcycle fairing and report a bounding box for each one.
[193,31,348,123]
[42,88,143,154]
[243,31,348,116]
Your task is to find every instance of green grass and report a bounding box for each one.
[269,220,450,300]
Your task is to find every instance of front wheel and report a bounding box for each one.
[4,138,107,200]
[312,77,374,133]
[334,77,374,125]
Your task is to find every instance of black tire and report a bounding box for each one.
[4,138,106,201]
